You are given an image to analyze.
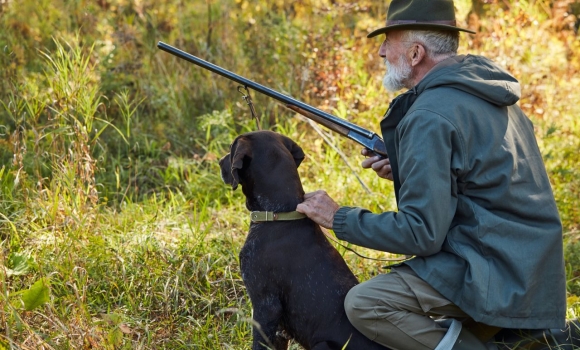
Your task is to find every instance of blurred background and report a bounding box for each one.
[0,0,579,348]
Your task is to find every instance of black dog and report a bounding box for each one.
[219,131,389,350]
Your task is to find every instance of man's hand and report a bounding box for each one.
[296,190,340,229]
[361,148,393,181]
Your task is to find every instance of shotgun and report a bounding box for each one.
[157,41,387,158]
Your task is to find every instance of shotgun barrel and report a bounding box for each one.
[157,41,387,157]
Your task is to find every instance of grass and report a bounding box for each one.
[0,0,579,348]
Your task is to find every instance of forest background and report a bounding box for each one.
[0,0,579,349]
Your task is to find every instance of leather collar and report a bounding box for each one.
[250,211,307,222]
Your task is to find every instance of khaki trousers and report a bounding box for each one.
[344,265,470,350]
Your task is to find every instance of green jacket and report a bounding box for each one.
[333,55,566,329]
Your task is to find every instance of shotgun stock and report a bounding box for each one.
[157,41,387,158]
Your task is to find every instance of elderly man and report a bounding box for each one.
[296,0,566,349]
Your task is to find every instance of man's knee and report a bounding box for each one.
[344,278,438,350]
[343,273,426,335]
[344,282,381,341]
[344,273,410,319]
[344,283,366,324]
[343,277,401,332]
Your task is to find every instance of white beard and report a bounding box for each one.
[382,56,412,92]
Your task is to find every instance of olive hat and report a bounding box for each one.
[367,0,476,38]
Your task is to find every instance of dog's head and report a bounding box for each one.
[219,130,305,190]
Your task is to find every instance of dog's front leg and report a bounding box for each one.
[251,297,288,350]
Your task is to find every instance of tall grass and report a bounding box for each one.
[0,0,579,348]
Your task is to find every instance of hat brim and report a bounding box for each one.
[367,24,476,38]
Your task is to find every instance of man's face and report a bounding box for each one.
[382,53,412,93]
[379,31,413,92]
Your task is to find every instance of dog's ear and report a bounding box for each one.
[228,136,253,190]
[283,137,305,168]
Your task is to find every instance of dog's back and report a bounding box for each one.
[220,131,389,350]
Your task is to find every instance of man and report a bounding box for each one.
[296,0,566,349]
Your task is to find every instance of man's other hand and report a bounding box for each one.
[361,148,393,181]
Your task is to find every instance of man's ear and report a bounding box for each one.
[408,43,426,67]
[228,136,252,190]
[283,137,305,167]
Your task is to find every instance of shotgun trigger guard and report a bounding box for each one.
[238,85,261,130]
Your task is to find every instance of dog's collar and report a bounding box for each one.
[250,211,307,222]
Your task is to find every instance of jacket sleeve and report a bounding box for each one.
[332,109,464,256]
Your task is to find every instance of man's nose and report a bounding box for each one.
[378,40,387,58]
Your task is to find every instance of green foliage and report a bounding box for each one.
[566,238,580,296]
[21,278,50,311]
[0,0,578,348]
[4,252,35,277]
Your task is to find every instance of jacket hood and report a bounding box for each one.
[415,55,521,107]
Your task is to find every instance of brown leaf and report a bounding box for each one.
[119,324,132,334]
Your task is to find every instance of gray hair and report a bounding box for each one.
[401,30,459,59]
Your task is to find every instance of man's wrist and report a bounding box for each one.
[332,206,353,238]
